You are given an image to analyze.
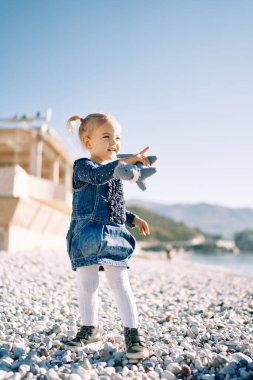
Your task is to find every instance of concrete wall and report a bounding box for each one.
[0,196,70,251]
[0,165,71,252]
[0,165,71,210]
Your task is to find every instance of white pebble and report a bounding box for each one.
[194,358,204,371]
[46,369,60,379]
[103,342,117,352]
[102,367,116,376]
[68,375,82,380]
[231,352,252,362]
[161,370,177,380]
[166,363,181,374]
[80,358,92,370]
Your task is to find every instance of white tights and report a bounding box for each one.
[76,264,139,328]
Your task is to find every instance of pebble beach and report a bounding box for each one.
[1,248,253,380]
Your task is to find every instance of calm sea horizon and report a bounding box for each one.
[175,251,253,277]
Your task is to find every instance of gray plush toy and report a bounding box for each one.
[114,154,157,191]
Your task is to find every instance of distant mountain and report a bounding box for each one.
[126,200,253,239]
[125,206,199,242]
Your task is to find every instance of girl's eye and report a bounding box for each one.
[102,136,121,139]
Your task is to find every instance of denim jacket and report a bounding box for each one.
[70,157,137,228]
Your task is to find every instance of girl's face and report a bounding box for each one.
[83,122,121,163]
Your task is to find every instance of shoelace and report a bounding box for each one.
[125,329,146,347]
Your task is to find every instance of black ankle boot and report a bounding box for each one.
[124,327,149,359]
[63,325,102,352]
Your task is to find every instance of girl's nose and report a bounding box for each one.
[111,137,118,144]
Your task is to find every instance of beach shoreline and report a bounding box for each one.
[133,248,253,280]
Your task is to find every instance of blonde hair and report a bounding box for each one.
[66,113,120,142]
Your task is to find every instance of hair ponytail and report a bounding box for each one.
[66,115,81,133]
[66,112,120,143]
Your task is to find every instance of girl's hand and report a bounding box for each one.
[119,147,150,167]
[133,216,150,236]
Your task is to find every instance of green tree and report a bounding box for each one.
[234,230,253,251]
[126,206,198,242]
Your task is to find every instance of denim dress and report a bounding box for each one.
[66,158,137,272]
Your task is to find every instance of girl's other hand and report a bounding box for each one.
[119,146,150,167]
[133,216,150,236]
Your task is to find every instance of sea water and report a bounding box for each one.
[176,251,253,277]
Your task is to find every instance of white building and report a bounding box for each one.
[0,112,73,251]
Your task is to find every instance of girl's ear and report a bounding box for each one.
[82,136,91,150]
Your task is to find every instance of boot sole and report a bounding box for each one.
[62,338,103,352]
[126,348,150,359]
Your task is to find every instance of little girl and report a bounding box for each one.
[63,113,151,359]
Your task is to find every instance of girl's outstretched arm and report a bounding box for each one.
[118,147,150,167]
[74,158,121,185]
[74,146,150,185]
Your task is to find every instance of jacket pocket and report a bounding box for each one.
[103,225,136,254]
[78,221,104,256]
[66,219,92,258]
[66,229,73,257]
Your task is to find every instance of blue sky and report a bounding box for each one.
[1,0,253,208]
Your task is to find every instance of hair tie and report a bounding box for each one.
[80,118,84,123]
